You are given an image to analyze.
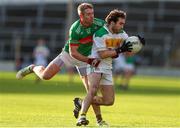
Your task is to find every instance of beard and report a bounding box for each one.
[86,18,93,25]
[82,18,93,27]
[112,27,119,34]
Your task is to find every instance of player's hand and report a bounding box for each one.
[87,58,100,67]
[137,35,146,45]
[115,41,132,54]
[112,54,119,59]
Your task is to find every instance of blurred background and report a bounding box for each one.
[0,0,180,77]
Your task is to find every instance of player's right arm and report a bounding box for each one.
[70,46,100,67]
[70,44,89,63]
[68,25,100,67]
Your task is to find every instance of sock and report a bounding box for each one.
[80,113,86,118]
[96,114,102,123]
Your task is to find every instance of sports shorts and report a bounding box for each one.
[50,51,87,76]
[87,66,113,85]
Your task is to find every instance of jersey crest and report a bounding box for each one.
[105,38,123,48]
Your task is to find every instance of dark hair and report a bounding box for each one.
[105,9,126,24]
[77,3,93,15]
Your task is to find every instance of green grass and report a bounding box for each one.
[0,71,180,127]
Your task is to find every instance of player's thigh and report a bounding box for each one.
[100,85,115,104]
[58,51,74,67]
[88,72,101,86]
[43,63,60,77]
[100,73,115,101]
[87,72,102,93]
[43,51,75,76]
[86,66,103,87]
[76,63,101,90]
[43,55,65,76]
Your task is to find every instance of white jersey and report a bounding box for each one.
[34,45,50,66]
[90,25,128,69]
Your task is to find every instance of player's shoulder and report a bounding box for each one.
[69,20,81,34]
[70,20,80,29]
[119,29,128,37]
[93,18,105,26]
[94,26,108,38]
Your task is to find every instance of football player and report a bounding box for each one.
[77,9,132,126]
[16,3,107,126]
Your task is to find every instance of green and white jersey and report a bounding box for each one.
[63,18,105,56]
[126,56,136,64]
[91,25,128,69]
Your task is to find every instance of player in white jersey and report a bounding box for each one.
[76,9,134,126]
[33,39,49,69]
[113,54,136,90]
[33,39,50,82]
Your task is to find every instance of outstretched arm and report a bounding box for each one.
[98,42,132,59]
[70,45,89,63]
[98,50,117,59]
[70,45,100,67]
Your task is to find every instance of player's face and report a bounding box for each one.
[81,8,94,27]
[112,18,125,33]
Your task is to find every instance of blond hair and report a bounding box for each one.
[77,3,93,15]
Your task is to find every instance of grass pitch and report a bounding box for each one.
[0,71,180,127]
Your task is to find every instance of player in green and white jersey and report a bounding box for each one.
[113,54,136,90]
[16,3,107,126]
[77,9,134,126]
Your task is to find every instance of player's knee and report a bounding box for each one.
[40,74,51,80]
[106,100,114,106]
[104,98,114,106]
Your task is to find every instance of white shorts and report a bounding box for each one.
[114,63,135,72]
[50,51,88,76]
[87,66,113,85]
